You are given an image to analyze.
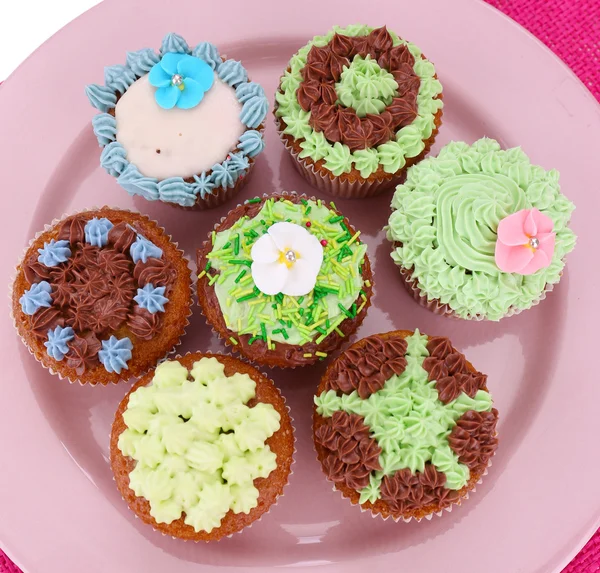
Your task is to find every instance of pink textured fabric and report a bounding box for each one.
[0,1,599,572]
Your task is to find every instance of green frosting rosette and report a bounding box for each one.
[386,138,577,320]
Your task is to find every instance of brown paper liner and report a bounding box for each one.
[10,206,193,385]
[110,351,296,541]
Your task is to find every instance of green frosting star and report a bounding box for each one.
[314,330,495,503]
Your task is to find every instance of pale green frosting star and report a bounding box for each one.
[275,25,443,178]
[385,138,577,320]
[118,358,280,533]
[314,330,495,502]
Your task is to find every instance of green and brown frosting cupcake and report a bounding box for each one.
[314,330,498,521]
[196,193,373,368]
[274,24,443,198]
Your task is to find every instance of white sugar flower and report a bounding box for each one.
[250,222,323,296]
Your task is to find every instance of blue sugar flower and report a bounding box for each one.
[98,336,133,374]
[84,217,114,247]
[134,283,169,313]
[130,235,163,264]
[148,53,214,110]
[20,281,53,315]
[38,239,71,267]
[45,326,75,361]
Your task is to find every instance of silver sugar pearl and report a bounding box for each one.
[529,237,540,249]
[284,250,296,263]
[171,74,184,86]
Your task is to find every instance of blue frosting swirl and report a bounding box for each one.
[38,240,71,267]
[235,82,265,103]
[98,336,133,374]
[217,60,247,87]
[126,48,160,76]
[228,152,250,177]
[157,177,197,207]
[240,95,269,129]
[20,281,53,315]
[85,84,117,112]
[130,235,163,263]
[92,113,117,146]
[160,32,190,55]
[191,172,215,199]
[104,64,136,94]
[45,326,74,361]
[84,218,114,247]
[192,42,221,70]
[117,164,159,201]
[238,130,265,158]
[100,142,129,177]
[134,283,169,313]
[211,161,236,188]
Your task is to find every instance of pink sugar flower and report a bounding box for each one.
[495,208,556,275]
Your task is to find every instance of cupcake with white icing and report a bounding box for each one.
[86,33,269,209]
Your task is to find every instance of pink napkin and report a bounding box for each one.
[1,0,598,571]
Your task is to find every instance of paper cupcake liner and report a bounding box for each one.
[9,206,194,386]
[312,425,494,523]
[110,350,296,542]
[196,191,373,368]
[398,264,556,321]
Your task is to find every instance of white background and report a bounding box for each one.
[0,0,101,80]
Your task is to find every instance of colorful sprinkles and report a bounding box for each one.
[200,196,369,347]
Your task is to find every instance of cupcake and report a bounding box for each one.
[386,138,577,320]
[313,329,498,521]
[86,32,268,209]
[11,207,191,385]
[111,353,294,541]
[196,193,373,368]
[274,24,443,199]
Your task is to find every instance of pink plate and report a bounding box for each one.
[1,0,599,571]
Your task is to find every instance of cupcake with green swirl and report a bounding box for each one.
[274,24,443,199]
[196,193,373,368]
[386,138,577,320]
[111,353,294,540]
[314,329,498,521]
[86,32,268,209]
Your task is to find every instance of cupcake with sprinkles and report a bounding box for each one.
[386,138,577,320]
[86,32,268,209]
[314,330,499,521]
[11,207,192,385]
[196,193,373,368]
[274,24,443,198]
[111,353,294,540]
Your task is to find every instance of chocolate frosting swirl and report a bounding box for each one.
[127,306,161,340]
[24,256,53,284]
[315,411,382,490]
[448,409,499,474]
[107,222,137,253]
[133,257,175,289]
[422,336,487,404]
[57,218,85,244]
[326,333,408,399]
[31,307,64,339]
[380,464,460,513]
[66,332,101,375]
[296,27,420,150]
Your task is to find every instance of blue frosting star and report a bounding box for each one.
[84,217,114,247]
[130,235,163,264]
[45,326,75,361]
[37,239,71,267]
[134,283,169,313]
[98,336,133,374]
[20,281,53,315]
[148,52,214,110]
